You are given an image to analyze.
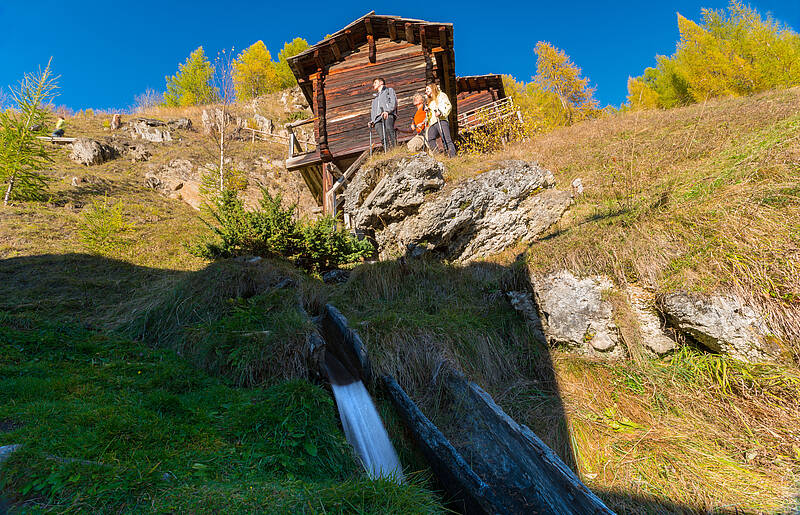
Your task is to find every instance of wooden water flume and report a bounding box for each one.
[312,304,614,514]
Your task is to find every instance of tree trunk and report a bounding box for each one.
[219,108,225,192]
[3,174,15,205]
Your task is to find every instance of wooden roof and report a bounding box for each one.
[288,11,455,106]
[456,74,506,97]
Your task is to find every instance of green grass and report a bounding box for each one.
[0,312,444,513]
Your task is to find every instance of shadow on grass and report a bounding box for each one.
[0,252,749,514]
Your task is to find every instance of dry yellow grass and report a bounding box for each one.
[442,88,800,361]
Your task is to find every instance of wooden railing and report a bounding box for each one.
[285,117,317,158]
[457,97,522,132]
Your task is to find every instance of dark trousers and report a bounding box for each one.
[374,115,396,150]
[426,119,456,157]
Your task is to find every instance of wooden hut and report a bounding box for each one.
[285,12,457,213]
[456,74,522,133]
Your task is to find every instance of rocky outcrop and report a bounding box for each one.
[532,270,625,358]
[626,285,676,356]
[352,156,445,228]
[108,139,151,162]
[167,118,192,130]
[145,159,203,209]
[128,118,172,143]
[658,292,778,362]
[344,157,572,262]
[69,138,118,165]
[281,87,310,111]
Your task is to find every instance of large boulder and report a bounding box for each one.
[658,292,778,362]
[533,270,625,358]
[128,118,172,143]
[69,138,118,165]
[345,157,573,262]
[352,155,445,228]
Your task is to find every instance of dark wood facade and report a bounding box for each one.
[456,74,506,114]
[286,13,457,210]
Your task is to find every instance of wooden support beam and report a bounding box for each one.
[322,163,334,215]
[388,20,397,40]
[345,29,355,51]
[330,39,342,61]
[313,49,324,71]
[367,35,376,63]
[420,26,426,49]
[405,22,414,43]
[365,19,376,63]
[439,26,447,48]
[312,71,331,161]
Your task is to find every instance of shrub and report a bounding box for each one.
[80,198,131,253]
[191,189,373,272]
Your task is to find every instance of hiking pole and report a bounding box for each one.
[368,122,374,157]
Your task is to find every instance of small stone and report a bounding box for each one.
[571,177,584,195]
[322,269,350,284]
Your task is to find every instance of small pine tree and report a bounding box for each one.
[232,41,280,100]
[533,42,599,124]
[0,59,58,205]
[164,47,218,107]
[275,38,310,89]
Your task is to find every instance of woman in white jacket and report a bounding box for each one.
[424,83,456,157]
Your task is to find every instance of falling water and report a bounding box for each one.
[330,380,405,482]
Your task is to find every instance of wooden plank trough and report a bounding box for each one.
[284,12,516,216]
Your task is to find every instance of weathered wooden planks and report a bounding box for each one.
[286,14,460,213]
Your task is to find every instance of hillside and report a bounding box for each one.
[1,88,799,513]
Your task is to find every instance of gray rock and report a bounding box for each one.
[201,108,236,136]
[506,290,547,344]
[253,114,274,134]
[281,87,309,110]
[128,145,151,162]
[533,270,625,358]
[145,159,203,210]
[345,158,572,262]
[322,269,350,284]
[658,292,777,362]
[129,118,172,142]
[626,285,676,356]
[69,138,118,165]
[352,155,445,228]
[0,444,21,464]
[167,117,192,130]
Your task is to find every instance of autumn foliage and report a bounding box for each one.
[628,1,800,109]
[162,38,309,106]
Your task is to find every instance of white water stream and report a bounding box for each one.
[330,381,405,482]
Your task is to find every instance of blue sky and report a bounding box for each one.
[1,1,798,110]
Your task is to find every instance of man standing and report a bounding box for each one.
[369,78,397,150]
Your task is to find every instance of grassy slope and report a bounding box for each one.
[0,312,440,513]
[0,106,445,511]
[334,89,800,513]
[1,90,799,513]
[513,88,797,356]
